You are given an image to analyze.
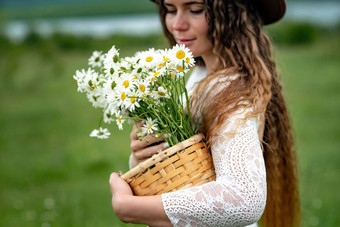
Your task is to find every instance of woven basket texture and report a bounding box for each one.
[121,134,216,196]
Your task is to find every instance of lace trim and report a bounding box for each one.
[161,109,267,227]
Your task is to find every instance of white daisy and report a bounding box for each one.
[120,58,134,72]
[126,91,141,112]
[80,69,101,93]
[115,111,126,130]
[116,87,130,109]
[142,118,158,135]
[104,46,120,68]
[103,64,120,78]
[116,73,137,92]
[88,51,104,68]
[152,86,170,99]
[135,79,150,98]
[169,44,195,68]
[86,89,106,108]
[103,108,115,124]
[90,127,110,139]
[135,48,162,69]
[73,69,87,92]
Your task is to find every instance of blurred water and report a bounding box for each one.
[286,2,340,25]
[3,14,162,43]
[2,2,340,43]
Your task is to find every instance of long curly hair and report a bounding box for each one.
[154,0,301,226]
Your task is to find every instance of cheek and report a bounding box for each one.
[198,20,209,40]
[165,16,173,33]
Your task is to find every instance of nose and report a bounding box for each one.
[172,12,189,31]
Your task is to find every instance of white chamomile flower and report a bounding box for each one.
[73,69,87,92]
[115,111,126,130]
[90,127,110,139]
[117,73,137,92]
[135,48,162,69]
[104,64,120,78]
[146,73,158,85]
[142,118,158,135]
[136,80,150,97]
[169,44,195,68]
[119,58,134,72]
[104,46,120,67]
[116,87,130,109]
[86,89,106,108]
[103,107,116,124]
[88,51,104,68]
[79,68,101,93]
[157,49,171,68]
[105,100,119,118]
[103,76,118,92]
[126,91,140,112]
[152,86,170,99]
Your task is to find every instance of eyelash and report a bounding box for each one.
[165,9,204,14]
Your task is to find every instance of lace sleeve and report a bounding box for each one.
[161,108,267,227]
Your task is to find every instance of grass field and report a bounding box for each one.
[0,31,339,226]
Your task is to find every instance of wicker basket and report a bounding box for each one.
[120,134,216,196]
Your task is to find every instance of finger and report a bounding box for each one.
[134,142,168,161]
[130,121,147,140]
[131,135,164,152]
[109,172,120,195]
[136,120,144,128]
[130,125,138,140]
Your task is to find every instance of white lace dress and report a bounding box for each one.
[160,67,267,227]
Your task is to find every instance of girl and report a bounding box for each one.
[109,0,300,226]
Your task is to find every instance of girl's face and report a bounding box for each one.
[164,0,213,58]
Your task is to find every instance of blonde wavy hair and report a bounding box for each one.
[154,0,301,226]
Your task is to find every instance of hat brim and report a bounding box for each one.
[150,0,286,25]
[256,0,286,25]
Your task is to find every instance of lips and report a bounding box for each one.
[177,38,195,46]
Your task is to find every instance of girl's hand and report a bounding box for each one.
[130,121,169,165]
[109,172,133,222]
[109,172,172,226]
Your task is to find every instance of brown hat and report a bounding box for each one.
[150,0,286,25]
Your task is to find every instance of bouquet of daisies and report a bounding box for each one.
[73,44,197,147]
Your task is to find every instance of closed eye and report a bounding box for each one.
[166,9,177,14]
[191,9,204,14]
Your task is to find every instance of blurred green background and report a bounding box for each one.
[1,0,340,226]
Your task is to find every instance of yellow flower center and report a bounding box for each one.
[123,80,129,88]
[121,92,126,101]
[158,91,166,97]
[147,124,153,130]
[176,66,184,72]
[133,76,137,80]
[93,83,98,89]
[153,72,160,77]
[170,73,176,77]
[146,56,153,62]
[159,62,166,67]
[139,84,145,92]
[131,96,136,103]
[185,57,190,63]
[176,50,185,59]
[163,56,170,62]
[118,116,122,123]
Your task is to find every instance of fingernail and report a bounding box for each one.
[163,142,169,149]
